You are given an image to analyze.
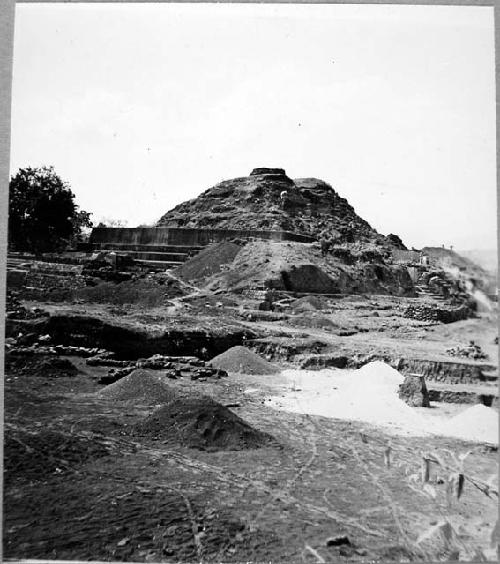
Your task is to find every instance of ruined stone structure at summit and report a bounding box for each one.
[157,168,406,249]
[86,168,407,269]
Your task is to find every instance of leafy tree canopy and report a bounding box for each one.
[8,166,93,253]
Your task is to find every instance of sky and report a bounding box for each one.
[9,3,497,251]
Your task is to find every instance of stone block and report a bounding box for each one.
[399,374,430,407]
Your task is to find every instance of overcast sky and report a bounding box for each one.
[9,3,496,250]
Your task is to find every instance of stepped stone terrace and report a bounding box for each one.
[83,227,316,269]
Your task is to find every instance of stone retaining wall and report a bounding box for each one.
[88,227,316,247]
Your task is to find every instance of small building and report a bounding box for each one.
[391,249,422,265]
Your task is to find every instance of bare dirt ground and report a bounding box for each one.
[4,357,498,562]
[3,289,498,562]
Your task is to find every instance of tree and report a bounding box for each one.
[96,217,129,228]
[8,166,93,253]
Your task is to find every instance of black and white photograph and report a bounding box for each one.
[2,2,498,562]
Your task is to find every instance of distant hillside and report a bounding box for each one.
[458,249,498,277]
[422,246,497,293]
[157,168,406,249]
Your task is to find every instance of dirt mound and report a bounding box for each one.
[5,354,79,378]
[204,239,415,296]
[209,346,280,375]
[132,395,274,450]
[4,429,109,485]
[291,295,328,312]
[175,241,242,283]
[4,476,281,562]
[73,272,188,306]
[97,369,179,403]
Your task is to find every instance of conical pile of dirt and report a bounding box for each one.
[132,395,274,450]
[175,241,241,283]
[97,369,178,403]
[209,346,280,375]
[291,295,328,312]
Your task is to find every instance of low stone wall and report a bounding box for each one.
[26,272,87,291]
[88,227,316,247]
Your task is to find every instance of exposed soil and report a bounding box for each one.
[3,286,498,562]
[131,395,275,451]
[3,358,498,562]
[4,428,110,486]
[73,272,189,306]
[6,307,256,360]
[209,345,280,375]
[175,241,242,283]
[4,166,498,562]
[5,354,79,378]
[97,369,180,403]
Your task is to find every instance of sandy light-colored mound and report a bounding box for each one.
[132,395,274,450]
[209,346,280,375]
[439,404,498,445]
[268,361,498,444]
[97,369,178,403]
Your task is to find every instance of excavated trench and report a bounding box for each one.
[7,314,497,404]
[6,315,256,361]
[247,339,497,386]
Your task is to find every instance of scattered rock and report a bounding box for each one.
[447,341,488,360]
[403,304,472,323]
[326,535,351,547]
[4,354,79,378]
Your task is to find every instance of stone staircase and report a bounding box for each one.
[84,242,204,270]
[414,282,447,301]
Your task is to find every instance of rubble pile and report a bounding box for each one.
[5,324,108,357]
[403,304,472,323]
[446,342,489,360]
[5,354,79,379]
[157,168,403,250]
[91,353,227,385]
[5,292,49,320]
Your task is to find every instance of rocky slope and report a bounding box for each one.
[422,247,496,295]
[157,168,405,249]
[174,239,415,296]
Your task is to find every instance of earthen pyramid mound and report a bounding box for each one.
[157,168,405,249]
